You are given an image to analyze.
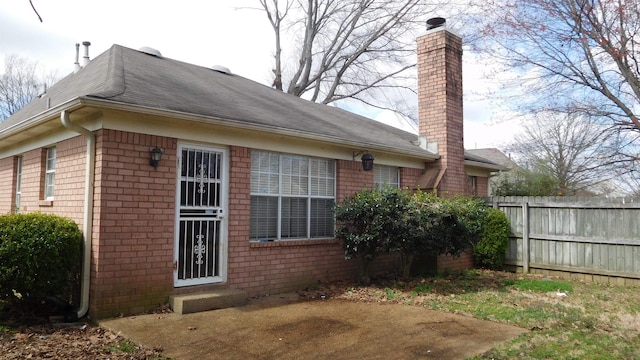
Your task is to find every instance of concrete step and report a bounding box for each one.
[170,289,248,315]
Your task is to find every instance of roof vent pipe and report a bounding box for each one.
[426,17,446,30]
[82,41,91,66]
[73,43,81,73]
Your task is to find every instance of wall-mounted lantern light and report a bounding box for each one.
[150,147,163,169]
[361,153,374,171]
[353,151,375,171]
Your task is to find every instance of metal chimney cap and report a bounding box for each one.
[138,46,163,58]
[426,17,446,30]
[211,65,232,75]
[82,41,91,46]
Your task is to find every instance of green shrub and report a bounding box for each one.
[335,187,407,282]
[443,195,488,247]
[473,208,510,269]
[392,191,472,278]
[336,188,489,280]
[0,213,82,307]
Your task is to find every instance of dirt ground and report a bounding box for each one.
[100,292,526,360]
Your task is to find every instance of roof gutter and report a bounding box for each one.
[77,97,440,161]
[60,109,95,319]
[0,99,84,143]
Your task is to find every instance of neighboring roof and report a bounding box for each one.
[464,151,507,171]
[466,148,519,171]
[0,44,436,159]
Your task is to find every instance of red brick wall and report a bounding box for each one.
[87,142,392,317]
[0,138,86,222]
[400,167,422,189]
[476,176,489,197]
[50,136,87,224]
[336,159,374,203]
[437,252,474,273]
[90,129,177,318]
[417,29,468,196]
[88,141,387,316]
[8,149,42,214]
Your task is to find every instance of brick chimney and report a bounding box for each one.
[417,18,467,195]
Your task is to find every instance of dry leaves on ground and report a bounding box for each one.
[0,323,166,359]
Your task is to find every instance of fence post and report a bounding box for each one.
[522,201,529,274]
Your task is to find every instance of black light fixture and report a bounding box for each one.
[150,147,163,169]
[361,153,374,171]
[353,151,375,171]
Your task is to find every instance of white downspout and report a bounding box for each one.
[61,110,95,319]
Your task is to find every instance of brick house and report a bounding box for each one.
[0,22,501,319]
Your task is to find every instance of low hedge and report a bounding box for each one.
[335,188,511,279]
[0,213,82,308]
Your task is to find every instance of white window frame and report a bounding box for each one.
[44,147,56,200]
[15,156,22,213]
[250,150,336,241]
[374,165,400,189]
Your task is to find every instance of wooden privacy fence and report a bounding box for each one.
[487,196,640,281]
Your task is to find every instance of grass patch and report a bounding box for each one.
[384,287,397,300]
[423,273,640,359]
[509,278,573,293]
[105,340,138,354]
[348,270,640,359]
[412,283,435,295]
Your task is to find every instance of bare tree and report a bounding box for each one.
[505,112,635,195]
[467,0,640,134]
[256,0,465,121]
[0,55,55,121]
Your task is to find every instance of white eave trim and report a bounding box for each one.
[78,97,441,161]
[0,98,84,141]
[1,96,440,161]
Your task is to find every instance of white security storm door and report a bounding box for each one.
[175,144,228,287]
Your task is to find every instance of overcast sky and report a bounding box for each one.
[0,0,521,150]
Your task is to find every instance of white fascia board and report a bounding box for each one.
[81,98,440,162]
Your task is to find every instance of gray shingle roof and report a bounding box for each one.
[0,44,436,159]
[466,148,519,170]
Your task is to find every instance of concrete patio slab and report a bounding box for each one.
[100,294,526,359]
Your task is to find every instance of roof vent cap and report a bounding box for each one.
[426,17,446,30]
[138,46,163,57]
[211,65,232,75]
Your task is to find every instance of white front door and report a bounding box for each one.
[174,144,228,287]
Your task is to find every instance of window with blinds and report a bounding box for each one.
[44,147,56,199]
[250,150,335,241]
[15,156,22,213]
[374,165,400,189]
